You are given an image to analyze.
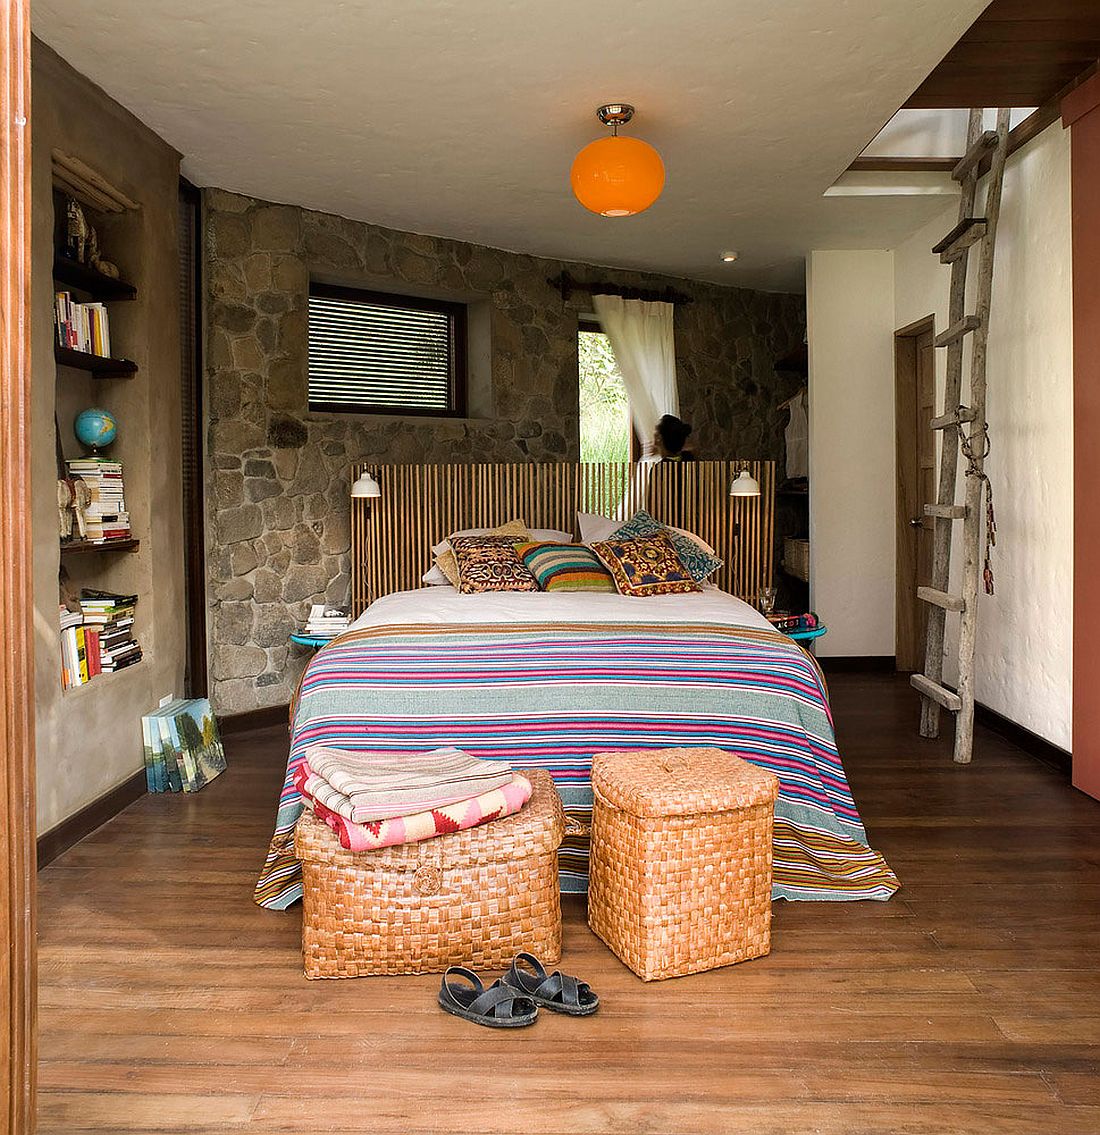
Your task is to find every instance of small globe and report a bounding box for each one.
[74,407,117,451]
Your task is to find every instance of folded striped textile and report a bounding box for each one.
[303,744,515,822]
[295,766,533,852]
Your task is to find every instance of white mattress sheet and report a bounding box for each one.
[350,584,774,632]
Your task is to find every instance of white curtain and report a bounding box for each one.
[592,294,679,458]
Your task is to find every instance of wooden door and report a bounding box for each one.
[0,1,37,1129]
[895,318,937,671]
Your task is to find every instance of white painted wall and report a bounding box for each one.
[808,122,1073,747]
[806,251,896,658]
[893,124,1073,748]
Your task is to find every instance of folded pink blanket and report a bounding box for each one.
[294,766,533,852]
[303,745,515,821]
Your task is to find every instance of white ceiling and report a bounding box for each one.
[32,0,987,292]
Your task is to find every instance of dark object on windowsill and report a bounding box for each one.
[774,344,808,375]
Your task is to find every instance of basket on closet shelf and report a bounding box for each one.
[783,537,810,582]
[294,768,564,978]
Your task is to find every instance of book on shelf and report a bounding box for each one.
[60,589,143,688]
[141,698,228,794]
[303,603,351,639]
[65,457,132,544]
[55,290,112,357]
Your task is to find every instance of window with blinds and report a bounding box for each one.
[308,283,467,416]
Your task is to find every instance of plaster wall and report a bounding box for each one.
[31,41,187,835]
[809,123,1072,748]
[806,251,897,659]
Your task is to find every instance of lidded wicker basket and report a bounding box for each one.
[295,768,564,978]
[588,748,779,981]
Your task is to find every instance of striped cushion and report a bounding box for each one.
[515,542,617,593]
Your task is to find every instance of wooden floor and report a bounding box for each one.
[37,674,1100,1134]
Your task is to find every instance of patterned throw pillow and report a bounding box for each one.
[609,509,723,582]
[514,542,617,593]
[434,519,530,587]
[450,536,539,594]
[590,532,701,597]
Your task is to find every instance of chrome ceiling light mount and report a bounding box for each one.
[595,103,636,131]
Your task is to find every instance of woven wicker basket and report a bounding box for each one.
[588,748,779,981]
[295,768,564,978]
[783,536,810,582]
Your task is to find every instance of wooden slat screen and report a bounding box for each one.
[351,460,775,614]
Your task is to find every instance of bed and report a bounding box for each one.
[254,583,898,909]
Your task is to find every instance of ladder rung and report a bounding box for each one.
[930,408,977,430]
[911,674,962,713]
[924,504,967,519]
[952,130,999,182]
[933,217,988,263]
[934,316,982,348]
[918,586,965,612]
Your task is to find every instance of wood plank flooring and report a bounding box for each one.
[37,674,1100,1134]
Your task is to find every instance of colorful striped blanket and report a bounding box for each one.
[254,622,898,909]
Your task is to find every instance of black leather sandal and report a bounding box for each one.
[501,952,599,1016]
[437,966,538,1029]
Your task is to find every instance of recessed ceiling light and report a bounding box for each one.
[720,251,739,262]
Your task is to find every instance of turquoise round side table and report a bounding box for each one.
[787,625,827,644]
[289,633,333,649]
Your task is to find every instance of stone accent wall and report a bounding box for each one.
[203,188,805,712]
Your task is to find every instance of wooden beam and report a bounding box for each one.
[0,1,37,1130]
[846,156,960,173]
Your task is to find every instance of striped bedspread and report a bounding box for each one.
[254,621,898,909]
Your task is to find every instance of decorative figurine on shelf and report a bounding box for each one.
[64,197,90,263]
[73,406,118,454]
[85,227,120,279]
[56,477,92,541]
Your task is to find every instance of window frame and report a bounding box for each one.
[307,281,468,418]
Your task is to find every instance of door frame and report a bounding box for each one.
[894,315,936,672]
[0,0,37,1129]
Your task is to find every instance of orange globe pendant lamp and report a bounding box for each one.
[571,104,665,217]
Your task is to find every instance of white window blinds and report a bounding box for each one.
[308,285,465,414]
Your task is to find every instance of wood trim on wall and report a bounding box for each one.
[1064,70,1100,802]
[0,1,37,1128]
[36,771,146,870]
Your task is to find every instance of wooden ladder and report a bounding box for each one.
[911,107,1011,765]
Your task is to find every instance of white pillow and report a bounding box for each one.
[431,527,573,557]
[422,563,453,586]
[577,512,618,543]
[577,512,716,556]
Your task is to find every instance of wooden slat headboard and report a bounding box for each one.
[351,460,775,614]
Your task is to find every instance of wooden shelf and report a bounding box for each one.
[60,539,140,557]
[53,256,136,302]
[55,346,137,378]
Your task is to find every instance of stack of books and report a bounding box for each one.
[60,605,96,689]
[767,611,820,634]
[141,698,227,793]
[55,290,112,356]
[65,457,131,543]
[79,589,142,674]
[303,604,351,639]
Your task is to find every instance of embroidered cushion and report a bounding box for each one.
[450,535,539,594]
[590,532,701,597]
[514,542,617,593]
[610,509,723,582]
[434,519,531,586]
